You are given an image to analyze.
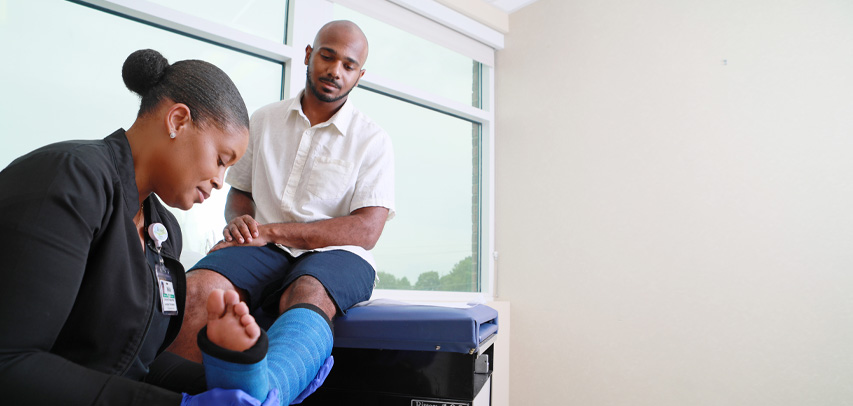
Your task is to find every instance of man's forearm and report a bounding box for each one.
[261,207,388,251]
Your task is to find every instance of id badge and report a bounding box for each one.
[155,261,179,315]
[148,223,178,315]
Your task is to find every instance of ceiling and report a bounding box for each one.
[479,0,541,14]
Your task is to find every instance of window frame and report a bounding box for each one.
[71,0,500,302]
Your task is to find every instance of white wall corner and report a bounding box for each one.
[433,0,509,33]
[386,0,505,50]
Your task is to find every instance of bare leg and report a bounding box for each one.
[277,275,337,318]
[167,269,248,362]
[205,289,261,352]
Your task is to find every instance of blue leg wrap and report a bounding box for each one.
[201,348,269,400]
[200,305,334,405]
[266,306,334,404]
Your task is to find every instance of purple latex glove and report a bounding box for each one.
[290,355,334,404]
[181,388,280,406]
[261,389,280,406]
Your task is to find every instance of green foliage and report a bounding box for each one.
[376,256,476,292]
[439,256,475,292]
[414,271,440,290]
[375,271,412,290]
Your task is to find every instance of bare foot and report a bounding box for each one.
[206,289,261,352]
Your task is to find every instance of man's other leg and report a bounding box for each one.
[274,250,376,319]
[261,250,375,404]
[277,276,335,319]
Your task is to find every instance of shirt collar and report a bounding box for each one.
[292,89,355,137]
[104,128,141,217]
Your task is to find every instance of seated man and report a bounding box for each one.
[168,20,395,405]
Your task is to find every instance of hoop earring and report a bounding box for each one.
[169,132,177,139]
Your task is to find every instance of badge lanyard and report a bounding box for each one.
[148,223,178,316]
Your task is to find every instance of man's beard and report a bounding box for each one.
[306,69,355,103]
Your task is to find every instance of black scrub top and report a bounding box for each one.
[0,129,190,405]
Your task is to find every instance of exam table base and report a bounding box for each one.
[301,343,494,406]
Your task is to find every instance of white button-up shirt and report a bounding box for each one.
[226,91,395,268]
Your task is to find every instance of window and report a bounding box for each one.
[0,0,284,256]
[146,0,288,43]
[330,4,494,295]
[333,6,482,108]
[347,88,482,292]
[1,0,499,299]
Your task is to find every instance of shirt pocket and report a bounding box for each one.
[306,156,354,200]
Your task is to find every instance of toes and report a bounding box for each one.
[233,301,250,318]
[206,289,226,320]
[242,314,261,340]
[222,289,240,308]
[221,290,241,320]
[239,312,255,328]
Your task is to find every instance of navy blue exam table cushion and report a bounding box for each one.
[332,304,499,354]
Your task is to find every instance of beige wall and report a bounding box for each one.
[494,0,853,404]
[486,300,511,406]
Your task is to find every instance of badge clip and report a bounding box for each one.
[147,223,168,250]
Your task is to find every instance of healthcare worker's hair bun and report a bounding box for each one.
[122,49,170,96]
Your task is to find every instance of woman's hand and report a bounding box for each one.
[181,388,279,406]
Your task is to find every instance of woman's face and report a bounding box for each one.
[154,121,248,210]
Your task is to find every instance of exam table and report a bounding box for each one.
[296,302,499,406]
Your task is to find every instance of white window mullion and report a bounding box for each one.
[359,72,491,124]
[70,0,299,64]
[482,66,497,298]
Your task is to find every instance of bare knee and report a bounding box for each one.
[167,269,242,362]
[186,269,246,311]
[278,276,336,319]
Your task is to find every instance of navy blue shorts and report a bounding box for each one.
[189,244,375,316]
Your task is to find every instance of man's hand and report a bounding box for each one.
[224,214,260,244]
[215,206,390,253]
[210,224,270,253]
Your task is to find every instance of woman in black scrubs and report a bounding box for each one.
[0,49,273,406]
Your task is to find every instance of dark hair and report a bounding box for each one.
[122,49,249,130]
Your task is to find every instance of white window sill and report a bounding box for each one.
[368,288,492,306]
